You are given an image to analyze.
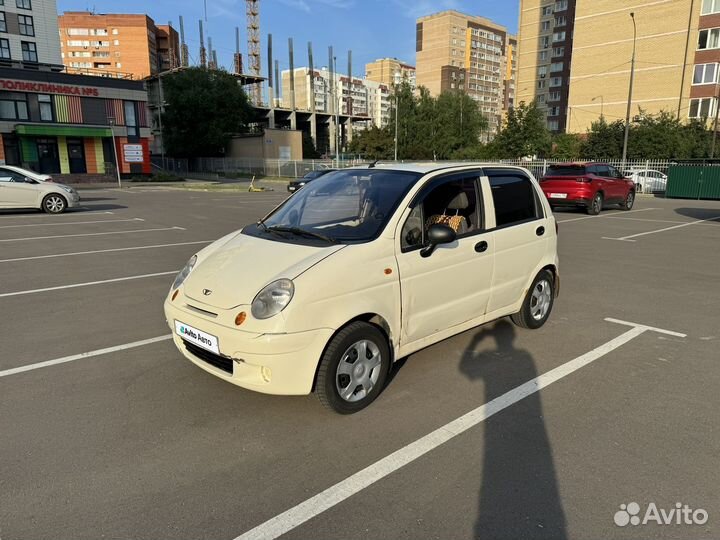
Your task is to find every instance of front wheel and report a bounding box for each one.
[511,270,555,330]
[316,322,391,414]
[42,194,67,214]
[586,192,603,215]
[620,190,635,210]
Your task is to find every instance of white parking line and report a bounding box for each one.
[603,215,720,242]
[0,226,185,242]
[0,210,114,219]
[557,208,657,223]
[0,270,177,298]
[233,318,686,540]
[0,217,144,229]
[0,335,172,378]
[0,240,213,263]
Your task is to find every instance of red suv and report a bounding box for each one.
[540,163,636,215]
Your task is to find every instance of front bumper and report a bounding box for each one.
[67,192,81,208]
[164,298,333,395]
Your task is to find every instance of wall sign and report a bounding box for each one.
[123,143,144,163]
[0,79,100,96]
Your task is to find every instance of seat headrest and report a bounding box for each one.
[447,191,469,210]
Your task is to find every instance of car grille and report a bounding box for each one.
[183,340,233,375]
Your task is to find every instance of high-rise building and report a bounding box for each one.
[0,0,63,69]
[58,12,180,79]
[518,1,718,134]
[281,67,392,127]
[365,58,416,89]
[415,10,516,137]
[516,0,576,133]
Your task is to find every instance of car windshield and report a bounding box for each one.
[546,165,586,176]
[251,169,421,243]
[303,171,327,180]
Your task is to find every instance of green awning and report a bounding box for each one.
[15,124,112,137]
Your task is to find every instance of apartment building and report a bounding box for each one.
[415,10,516,136]
[281,67,392,127]
[365,57,416,89]
[58,12,180,79]
[516,0,575,133]
[0,0,62,69]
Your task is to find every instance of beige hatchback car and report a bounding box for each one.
[165,164,559,413]
[0,166,80,213]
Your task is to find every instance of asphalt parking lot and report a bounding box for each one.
[1,187,719,540]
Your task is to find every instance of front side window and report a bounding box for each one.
[16,0,31,8]
[487,170,541,228]
[21,41,37,62]
[400,176,482,251]
[247,169,421,244]
[0,37,9,59]
[18,14,33,36]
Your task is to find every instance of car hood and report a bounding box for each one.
[183,232,345,309]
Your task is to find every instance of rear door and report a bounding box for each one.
[607,165,629,200]
[485,168,550,314]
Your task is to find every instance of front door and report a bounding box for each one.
[484,168,550,314]
[36,138,60,174]
[0,169,38,208]
[396,171,495,346]
[67,138,87,174]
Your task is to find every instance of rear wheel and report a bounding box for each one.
[316,322,391,414]
[511,270,555,330]
[42,194,67,214]
[620,190,635,210]
[586,192,603,215]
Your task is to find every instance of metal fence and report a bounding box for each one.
[153,156,672,187]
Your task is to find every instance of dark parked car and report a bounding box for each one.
[540,163,636,215]
[287,169,336,192]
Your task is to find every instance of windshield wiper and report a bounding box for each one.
[266,225,338,244]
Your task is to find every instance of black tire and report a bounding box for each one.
[316,321,391,414]
[42,193,67,214]
[620,190,635,210]
[511,270,555,330]
[586,192,603,215]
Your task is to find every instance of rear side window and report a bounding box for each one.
[546,165,586,176]
[487,170,541,228]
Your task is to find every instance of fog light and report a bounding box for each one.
[171,289,179,301]
[235,311,247,326]
[261,366,271,383]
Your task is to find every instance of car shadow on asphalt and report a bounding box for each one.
[674,207,720,222]
[459,320,567,540]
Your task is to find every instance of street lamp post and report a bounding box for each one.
[334,55,340,168]
[711,82,720,158]
[107,117,122,189]
[394,70,400,161]
[621,12,637,170]
[592,95,604,120]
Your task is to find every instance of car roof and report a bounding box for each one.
[0,164,46,177]
[348,162,532,175]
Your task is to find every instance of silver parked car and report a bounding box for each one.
[0,166,80,213]
[623,168,668,193]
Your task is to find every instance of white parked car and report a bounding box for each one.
[0,166,80,213]
[164,164,559,413]
[623,168,667,193]
[0,164,53,183]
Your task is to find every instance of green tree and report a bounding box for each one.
[162,67,253,157]
[348,126,394,160]
[551,133,583,160]
[492,101,552,158]
[581,117,624,159]
[302,132,321,159]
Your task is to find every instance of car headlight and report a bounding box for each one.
[251,279,294,319]
[59,185,74,194]
[172,255,197,290]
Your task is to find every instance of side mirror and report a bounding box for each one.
[421,223,457,258]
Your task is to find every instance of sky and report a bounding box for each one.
[56,0,519,76]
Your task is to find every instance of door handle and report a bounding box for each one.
[536,226,545,236]
[475,241,488,253]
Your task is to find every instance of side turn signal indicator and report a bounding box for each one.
[235,311,247,326]
[384,268,393,275]
[171,289,179,301]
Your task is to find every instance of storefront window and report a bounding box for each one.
[38,94,52,121]
[0,94,28,120]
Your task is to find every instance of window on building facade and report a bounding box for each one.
[16,0,31,9]
[548,120,560,130]
[554,0,568,11]
[540,36,550,48]
[539,50,548,60]
[542,6,552,16]
[550,61,564,72]
[698,28,720,49]
[553,47,564,57]
[702,0,720,15]
[555,16,566,26]
[0,37,9,59]
[542,21,550,31]
[694,63,718,84]
[553,31,566,42]
[538,65,547,78]
[18,14,34,36]
[21,41,37,62]
[38,94,53,121]
[0,12,5,33]
[0,94,28,120]
[549,91,561,101]
[689,97,716,118]
[68,28,89,35]
[550,76,563,87]
[538,80,546,89]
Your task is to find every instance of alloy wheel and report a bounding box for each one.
[530,279,553,321]
[335,339,382,402]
